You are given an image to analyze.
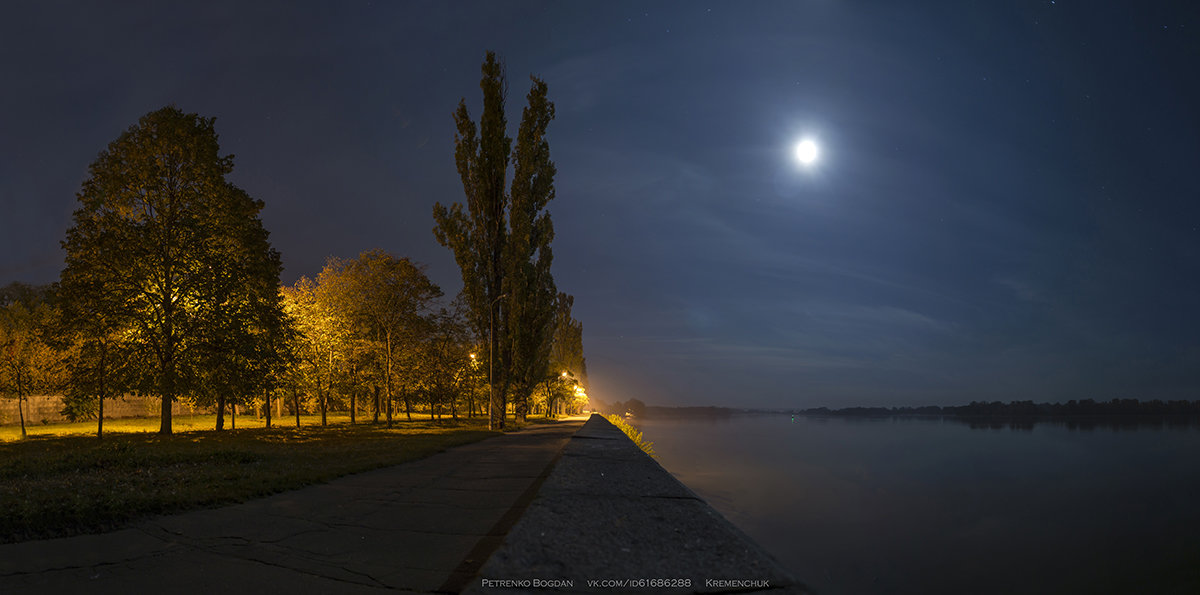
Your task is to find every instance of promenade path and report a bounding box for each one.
[0,417,585,594]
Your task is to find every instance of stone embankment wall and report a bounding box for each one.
[468,414,808,594]
[0,395,199,426]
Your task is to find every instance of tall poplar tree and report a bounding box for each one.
[60,106,284,435]
[434,52,559,429]
[506,77,558,422]
[434,51,513,429]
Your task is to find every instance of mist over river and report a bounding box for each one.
[638,414,1200,594]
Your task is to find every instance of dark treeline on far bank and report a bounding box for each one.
[801,398,1200,418]
[796,399,1200,431]
[636,399,1200,431]
[641,398,1200,418]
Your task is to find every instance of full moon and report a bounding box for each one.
[795,139,819,165]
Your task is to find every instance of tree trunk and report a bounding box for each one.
[350,391,356,424]
[160,305,174,435]
[97,341,107,439]
[320,385,327,426]
[403,387,413,421]
[231,402,237,429]
[385,330,393,427]
[500,378,510,428]
[489,302,503,430]
[373,385,380,423]
[515,388,527,423]
[216,394,226,430]
[160,371,173,434]
[322,350,331,426]
[17,393,27,439]
[265,389,271,429]
[293,385,301,428]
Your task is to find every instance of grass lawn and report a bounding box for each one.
[0,412,480,441]
[0,415,502,543]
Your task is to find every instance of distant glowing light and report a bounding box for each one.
[795,139,819,165]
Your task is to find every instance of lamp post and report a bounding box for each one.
[465,353,477,417]
[557,371,569,418]
[488,293,508,430]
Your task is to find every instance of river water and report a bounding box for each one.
[637,414,1200,594]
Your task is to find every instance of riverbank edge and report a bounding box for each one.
[466,413,809,594]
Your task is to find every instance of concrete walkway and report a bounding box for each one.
[470,415,807,594]
[0,418,584,594]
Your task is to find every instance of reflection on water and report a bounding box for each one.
[638,414,1200,595]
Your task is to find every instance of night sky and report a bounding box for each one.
[2,1,1197,409]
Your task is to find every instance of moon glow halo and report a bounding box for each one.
[795,139,819,165]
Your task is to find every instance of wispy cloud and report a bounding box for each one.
[993,276,1045,303]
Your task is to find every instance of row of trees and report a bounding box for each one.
[2,253,587,438]
[280,252,587,427]
[282,251,460,427]
[2,52,590,438]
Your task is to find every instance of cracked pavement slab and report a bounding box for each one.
[0,419,583,594]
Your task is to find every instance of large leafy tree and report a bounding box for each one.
[55,283,131,438]
[191,184,293,431]
[60,106,285,434]
[322,250,442,424]
[281,275,347,426]
[414,295,474,421]
[0,287,65,438]
[58,327,128,437]
[434,51,559,429]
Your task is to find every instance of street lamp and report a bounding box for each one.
[488,293,508,430]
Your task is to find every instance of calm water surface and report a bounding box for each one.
[638,414,1200,595]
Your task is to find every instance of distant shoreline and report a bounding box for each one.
[639,400,1200,429]
[645,398,1200,418]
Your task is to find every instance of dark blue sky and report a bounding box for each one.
[2,1,1197,408]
